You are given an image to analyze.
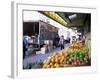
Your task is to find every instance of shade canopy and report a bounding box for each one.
[39,11,91,27]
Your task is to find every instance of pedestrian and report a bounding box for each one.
[76,34,86,46]
[54,34,60,48]
[23,36,28,59]
[59,35,64,50]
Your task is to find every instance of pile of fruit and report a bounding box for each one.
[68,42,89,54]
[65,51,89,66]
[43,51,67,68]
[65,42,89,66]
[42,42,90,68]
[69,42,83,49]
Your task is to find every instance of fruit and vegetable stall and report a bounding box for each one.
[25,41,90,69]
[42,41,90,68]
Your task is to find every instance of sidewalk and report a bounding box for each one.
[23,44,70,68]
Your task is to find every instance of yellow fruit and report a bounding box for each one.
[58,52,63,56]
[43,64,47,68]
[51,65,54,68]
[59,59,64,64]
[49,62,53,66]
[55,57,58,63]
[54,63,57,66]
[54,63,59,67]
[46,65,50,68]
[51,58,55,63]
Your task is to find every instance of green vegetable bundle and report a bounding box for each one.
[66,51,89,66]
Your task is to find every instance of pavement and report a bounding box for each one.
[23,44,70,68]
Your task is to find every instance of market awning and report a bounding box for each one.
[39,11,90,27]
[39,11,67,27]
